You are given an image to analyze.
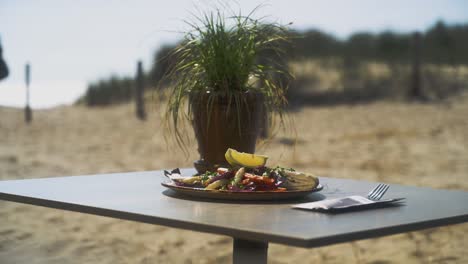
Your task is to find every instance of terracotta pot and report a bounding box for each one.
[190,91,264,173]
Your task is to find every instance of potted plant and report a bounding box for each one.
[162,9,292,172]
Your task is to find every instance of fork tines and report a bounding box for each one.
[368,183,390,201]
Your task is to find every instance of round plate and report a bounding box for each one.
[161,182,323,201]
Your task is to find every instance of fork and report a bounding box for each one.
[367,183,390,201]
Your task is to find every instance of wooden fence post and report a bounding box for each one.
[409,32,423,100]
[25,63,32,123]
[135,60,146,120]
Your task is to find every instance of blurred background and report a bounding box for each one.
[1,0,468,108]
[1,1,467,263]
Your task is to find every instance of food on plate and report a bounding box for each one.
[164,149,319,192]
[279,170,319,191]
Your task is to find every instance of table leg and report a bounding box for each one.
[233,238,268,264]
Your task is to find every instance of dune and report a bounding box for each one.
[0,92,467,263]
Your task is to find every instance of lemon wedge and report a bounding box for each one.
[224,149,238,166]
[225,148,268,168]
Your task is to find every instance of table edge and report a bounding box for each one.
[1,191,468,248]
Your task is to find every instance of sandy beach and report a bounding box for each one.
[1,92,468,263]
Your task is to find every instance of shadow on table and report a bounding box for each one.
[162,189,327,205]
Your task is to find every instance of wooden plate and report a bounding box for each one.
[161,182,323,201]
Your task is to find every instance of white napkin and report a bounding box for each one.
[293,195,404,212]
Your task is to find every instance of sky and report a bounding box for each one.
[0,0,467,108]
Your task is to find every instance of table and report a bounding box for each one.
[1,168,468,263]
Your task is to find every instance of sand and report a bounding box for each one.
[1,92,468,264]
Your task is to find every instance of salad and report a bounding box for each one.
[164,149,319,192]
[167,166,298,192]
